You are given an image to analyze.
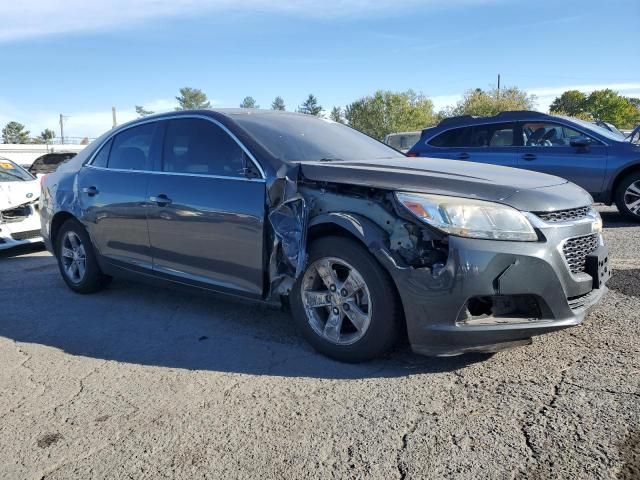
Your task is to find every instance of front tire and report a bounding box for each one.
[56,219,110,293]
[290,236,401,362]
[615,171,640,222]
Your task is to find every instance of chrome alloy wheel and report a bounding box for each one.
[300,257,372,345]
[624,180,640,216]
[60,231,87,284]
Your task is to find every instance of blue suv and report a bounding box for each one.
[407,111,640,221]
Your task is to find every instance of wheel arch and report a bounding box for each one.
[306,212,407,332]
[609,162,640,204]
[50,211,77,250]
[307,212,389,250]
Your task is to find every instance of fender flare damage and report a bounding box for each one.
[265,165,449,301]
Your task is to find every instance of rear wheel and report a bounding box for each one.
[56,219,110,293]
[615,171,640,222]
[290,236,400,362]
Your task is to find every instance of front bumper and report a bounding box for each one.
[0,206,43,251]
[378,218,608,356]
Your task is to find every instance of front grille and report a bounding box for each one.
[536,206,590,223]
[562,233,599,274]
[11,229,41,241]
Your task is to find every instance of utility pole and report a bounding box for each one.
[59,114,65,145]
[497,74,501,99]
[59,114,71,144]
[112,106,117,128]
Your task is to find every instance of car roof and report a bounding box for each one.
[111,108,324,133]
[433,110,554,130]
[386,131,422,136]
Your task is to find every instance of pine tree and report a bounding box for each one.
[240,96,259,109]
[298,94,323,116]
[329,106,344,123]
[175,87,211,110]
[271,96,286,111]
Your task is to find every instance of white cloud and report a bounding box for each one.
[1,0,488,42]
[430,94,463,112]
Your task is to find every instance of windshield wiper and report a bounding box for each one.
[318,157,344,162]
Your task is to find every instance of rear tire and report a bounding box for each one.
[615,171,640,222]
[290,236,401,363]
[56,219,110,294]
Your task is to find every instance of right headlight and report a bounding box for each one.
[395,192,538,242]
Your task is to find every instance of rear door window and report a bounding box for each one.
[108,123,157,170]
[161,118,245,177]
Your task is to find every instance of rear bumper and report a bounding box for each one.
[377,220,608,356]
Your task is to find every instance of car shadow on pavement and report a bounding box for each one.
[0,242,46,259]
[0,253,490,380]
[600,210,638,229]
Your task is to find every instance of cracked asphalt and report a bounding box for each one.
[0,205,638,479]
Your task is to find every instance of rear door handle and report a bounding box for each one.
[149,194,172,206]
[456,152,470,160]
[81,186,99,196]
[522,153,537,161]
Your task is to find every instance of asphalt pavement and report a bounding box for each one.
[0,206,638,479]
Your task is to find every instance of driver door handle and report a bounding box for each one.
[457,152,470,160]
[149,194,172,206]
[522,153,537,161]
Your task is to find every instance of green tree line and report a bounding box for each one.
[4,86,639,144]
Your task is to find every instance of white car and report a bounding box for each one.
[383,131,421,153]
[0,157,42,250]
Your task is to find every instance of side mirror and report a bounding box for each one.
[570,137,590,148]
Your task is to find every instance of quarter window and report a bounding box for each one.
[108,123,156,170]
[91,139,112,168]
[162,118,245,177]
[428,127,472,147]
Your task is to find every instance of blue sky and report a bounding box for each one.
[1,0,638,139]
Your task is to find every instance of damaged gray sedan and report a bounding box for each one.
[40,110,610,362]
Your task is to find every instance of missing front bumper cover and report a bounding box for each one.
[457,295,544,327]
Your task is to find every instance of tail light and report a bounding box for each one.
[406,151,418,157]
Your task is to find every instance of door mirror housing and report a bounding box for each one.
[570,137,590,149]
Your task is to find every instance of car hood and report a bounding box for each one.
[0,180,40,211]
[299,156,593,212]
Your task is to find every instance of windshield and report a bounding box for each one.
[627,126,640,144]
[386,133,421,151]
[0,158,35,182]
[559,116,625,142]
[595,121,626,139]
[232,113,402,162]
